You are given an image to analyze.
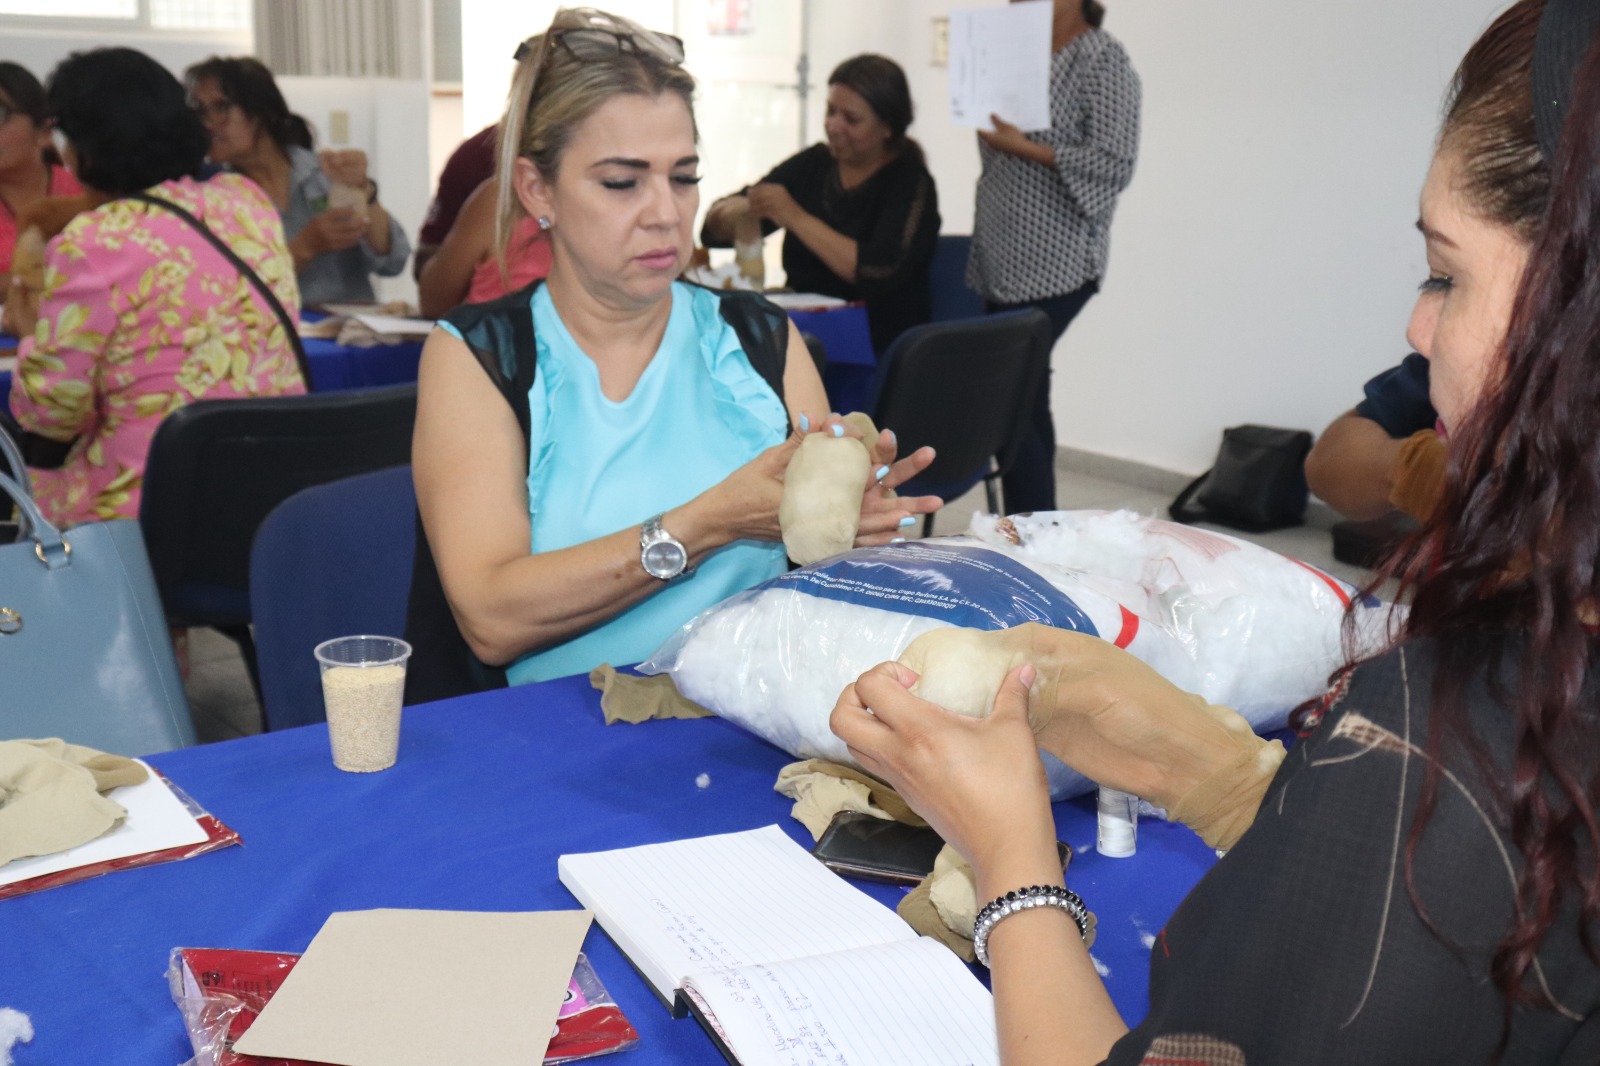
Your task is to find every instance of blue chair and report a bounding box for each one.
[249,466,416,731]
[869,309,1052,534]
[929,235,984,322]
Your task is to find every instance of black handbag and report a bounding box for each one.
[1169,424,1314,533]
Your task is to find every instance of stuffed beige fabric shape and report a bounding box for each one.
[897,623,1285,851]
[779,413,878,565]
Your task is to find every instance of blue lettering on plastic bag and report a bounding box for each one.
[768,542,1098,635]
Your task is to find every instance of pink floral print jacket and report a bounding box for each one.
[9,174,306,526]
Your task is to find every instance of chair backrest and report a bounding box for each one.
[250,466,417,730]
[140,384,417,627]
[870,309,1052,503]
[929,235,984,322]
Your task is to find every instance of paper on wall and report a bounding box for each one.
[948,0,1053,132]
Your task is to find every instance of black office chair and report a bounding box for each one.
[870,309,1051,535]
[140,385,417,692]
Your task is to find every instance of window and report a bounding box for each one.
[0,0,249,29]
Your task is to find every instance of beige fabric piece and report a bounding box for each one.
[588,664,714,725]
[774,759,927,840]
[898,875,978,962]
[0,739,148,866]
[899,843,1097,958]
[1168,738,1287,851]
[927,844,979,939]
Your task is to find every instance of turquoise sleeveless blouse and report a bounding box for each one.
[444,281,789,683]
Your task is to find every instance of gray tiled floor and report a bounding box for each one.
[184,463,1366,743]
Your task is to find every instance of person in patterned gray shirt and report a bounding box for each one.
[967,0,1140,514]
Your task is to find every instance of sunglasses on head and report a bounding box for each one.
[513,25,685,65]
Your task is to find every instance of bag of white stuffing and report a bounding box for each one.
[640,510,1400,799]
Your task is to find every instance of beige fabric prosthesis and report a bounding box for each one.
[898,623,1285,852]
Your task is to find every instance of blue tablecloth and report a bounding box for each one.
[0,332,421,399]
[0,674,1217,1064]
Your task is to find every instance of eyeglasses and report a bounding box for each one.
[513,25,685,65]
[192,99,237,124]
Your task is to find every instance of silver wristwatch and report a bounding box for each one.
[640,513,689,580]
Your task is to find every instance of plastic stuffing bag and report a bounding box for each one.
[641,510,1401,799]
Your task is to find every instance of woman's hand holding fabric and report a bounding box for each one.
[318,148,371,190]
[856,427,940,544]
[1,277,39,339]
[747,182,802,229]
[831,661,1062,885]
[294,207,366,262]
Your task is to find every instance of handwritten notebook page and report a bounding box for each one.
[558,825,918,1003]
[685,936,997,1066]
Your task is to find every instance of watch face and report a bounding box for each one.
[643,539,687,578]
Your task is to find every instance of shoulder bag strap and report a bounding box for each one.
[1167,469,1212,525]
[128,192,314,389]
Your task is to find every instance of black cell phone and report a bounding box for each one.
[812,812,946,885]
[812,812,1076,886]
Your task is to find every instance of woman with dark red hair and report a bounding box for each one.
[833,1,1600,1061]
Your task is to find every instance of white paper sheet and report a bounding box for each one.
[687,937,998,1066]
[558,824,917,1003]
[761,292,848,310]
[0,761,209,888]
[949,1,1053,131]
[347,312,435,337]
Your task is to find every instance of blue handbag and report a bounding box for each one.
[0,428,194,756]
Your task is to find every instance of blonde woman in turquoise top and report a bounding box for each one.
[408,8,940,698]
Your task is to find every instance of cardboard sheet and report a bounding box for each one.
[232,908,592,1066]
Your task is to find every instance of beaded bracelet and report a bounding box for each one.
[972,884,1089,968]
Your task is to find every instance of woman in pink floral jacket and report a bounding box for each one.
[6,48,304,527]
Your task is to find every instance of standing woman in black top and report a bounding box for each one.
[968,0,1140,513]
[703,55,940,355]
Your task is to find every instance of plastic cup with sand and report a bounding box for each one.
[314,636,412,772]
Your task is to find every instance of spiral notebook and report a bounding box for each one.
[558,824,998,1066]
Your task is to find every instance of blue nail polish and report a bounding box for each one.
[874,465,890,480]
[890,536,906,544]
[798,414,810,432]
[898,516,916,528]
[831,424,844,438]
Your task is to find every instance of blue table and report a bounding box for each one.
[0,674,1217,1064]
[0,331,422,398]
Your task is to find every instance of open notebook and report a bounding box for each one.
[559,824,998,1066]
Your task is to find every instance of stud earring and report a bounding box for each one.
[537,216,552,231]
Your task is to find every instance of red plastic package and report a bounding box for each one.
[0,769,239,901]
[168,947,640,1065]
